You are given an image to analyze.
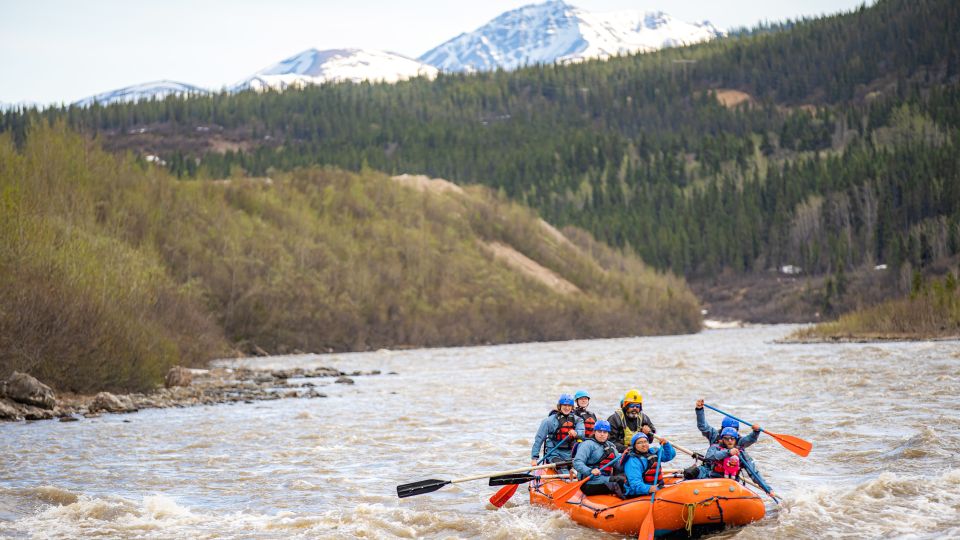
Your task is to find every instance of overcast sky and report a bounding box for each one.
[1,0,872,105]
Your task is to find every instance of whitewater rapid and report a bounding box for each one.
[2,326,958,538]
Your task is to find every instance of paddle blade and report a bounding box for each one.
[396,479,450,498]
[489,484,520,508]
[489,473,537,486]
[551,477,589,505]
[637,505,655,540]
[768,431,813,457]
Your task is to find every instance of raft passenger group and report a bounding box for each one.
[530,390,777,499]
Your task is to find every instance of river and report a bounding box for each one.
[1,326,959,539]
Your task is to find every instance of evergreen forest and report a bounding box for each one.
[4,0,958,292]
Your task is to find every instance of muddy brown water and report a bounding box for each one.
[2,326,959,539]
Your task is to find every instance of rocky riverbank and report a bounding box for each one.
[0,366,387,422]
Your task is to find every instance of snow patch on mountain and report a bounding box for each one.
[73,80,209,107]
[419,0,723,72]
[232,49,438,92]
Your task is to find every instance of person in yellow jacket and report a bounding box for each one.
[606,388,656,453]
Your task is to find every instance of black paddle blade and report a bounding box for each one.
[488,473,537,486]
[396,479,451,498]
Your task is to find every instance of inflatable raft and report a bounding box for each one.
[529,474,765,537]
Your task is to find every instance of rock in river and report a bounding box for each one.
[89,392,136,413]
[5,371,56,409]
[164,366,193,388]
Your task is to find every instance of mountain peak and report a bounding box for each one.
[73,80,208,107]
[233,48,438,92]
[420,1,723,73]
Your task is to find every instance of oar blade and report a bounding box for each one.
[489,484,520,508]
[637,506,655,540]
[551,477,589,505]
[396,479,450,498]
[489,473,537,486]
[768,431,813,457]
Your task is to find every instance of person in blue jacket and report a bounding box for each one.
[622,432,676,497]
[687,426,759,480]
[686,399,777,499]
[572,420,621,496]
[531,393,585,467]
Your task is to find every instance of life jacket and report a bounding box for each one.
[621,450,664,485]
[708,443,741,476]
[581,439,618,469]
[616,409,642,447]
[576,409,597,438]
[550,410,578,448]
[632,451,664,484]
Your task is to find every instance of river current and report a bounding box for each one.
[1,326,959,539]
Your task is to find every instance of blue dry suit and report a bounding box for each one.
[572,438,620,485]
[622,442,676,497]
[695,407,773,493]
[531,411,585,462]
[692,428,759,479]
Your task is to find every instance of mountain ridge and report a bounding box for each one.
[420,0,722,72]
[70,1,721,106]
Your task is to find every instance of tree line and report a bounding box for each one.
[1,0,958,284]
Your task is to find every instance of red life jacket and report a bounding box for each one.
[709,443,741,477]
[580,439,617,469]
[596,440,617,468]
[641,454,664,484]
[551,411,578,448]
[576,409,597,438]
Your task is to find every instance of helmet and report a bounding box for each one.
[574,390,591,400]
[593,420,611,432]
[622,389,643,406]
[557,393,575,406]
[630,432,652,447]
[720,427,740,440]
[721,417,740,430]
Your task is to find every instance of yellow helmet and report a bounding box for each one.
[621,388,643,406]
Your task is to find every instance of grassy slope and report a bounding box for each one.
[789,274,960,341]
[0,123,700,392]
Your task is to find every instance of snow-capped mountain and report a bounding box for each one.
[232,48,438,92]
[73,80,209,107]
[419,0,723,72]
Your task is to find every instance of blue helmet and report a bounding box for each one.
[593,420,611,432]
[574,390,591,400]
[721,417,740,430]
[557,393,575,406]
[630,432,653,447]
[720,427,740,440]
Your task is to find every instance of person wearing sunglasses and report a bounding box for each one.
[687,425,760,480]
[606,388,656,453]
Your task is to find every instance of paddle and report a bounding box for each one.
[637,443,664,540]
[488,433,575,508]
[489,473,569,486]
[492,467,680,485]
[397,462,559,498]
[703,404,812,457]
[669,440,780,505]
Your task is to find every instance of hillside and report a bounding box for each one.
[0,124,700,393]
[2,0,959,323]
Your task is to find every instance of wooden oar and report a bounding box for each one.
[669,440,779,505]
[489,433,575,508]
[489,473,569,486]
[703,404,812,457]
[397,463,559,498]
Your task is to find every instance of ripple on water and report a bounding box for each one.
[3,326,960,538]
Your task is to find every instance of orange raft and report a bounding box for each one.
[529,474,765,537]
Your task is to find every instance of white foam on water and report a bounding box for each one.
[737,469,960,539]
